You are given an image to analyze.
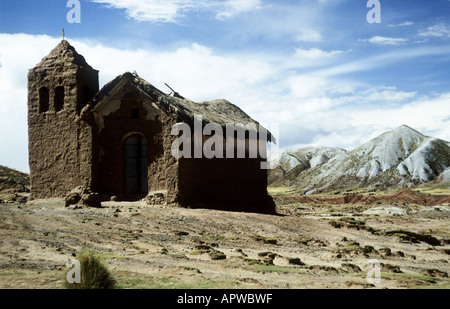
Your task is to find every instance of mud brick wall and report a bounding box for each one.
[176,135,273,213]
[27,40,98,198]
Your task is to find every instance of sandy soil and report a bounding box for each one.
[0,194,449,289]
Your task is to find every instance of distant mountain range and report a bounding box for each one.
[269,125,450,194]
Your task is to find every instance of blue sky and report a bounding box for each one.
[1,0,450,173]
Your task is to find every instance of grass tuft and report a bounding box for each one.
[63,249,117,289]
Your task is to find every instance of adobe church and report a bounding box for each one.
[27,40,275,213]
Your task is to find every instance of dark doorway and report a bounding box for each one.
[124,134,148,197]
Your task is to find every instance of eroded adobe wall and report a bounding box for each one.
[153,115,179,204]
[176,136,274,213]
[93,85,179,201]
[178,157,272,213]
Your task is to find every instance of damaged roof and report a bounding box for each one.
[83,72,273,141]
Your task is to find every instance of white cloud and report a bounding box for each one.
[388,21,414,27]
[91,0,262,23]
[0,34,61,172]
[91,0,203,23]
[362,36,408,46]
[362,87,417,102]
[1,33,449,173]
[293,29,322,42]
[419,23,450,38]
[346,93,450,142]
[294,48,347,60]
[215,0,262,20]
[286,75,327,100]
[315,45,450,77]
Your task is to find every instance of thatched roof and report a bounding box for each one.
[84,72,273,141]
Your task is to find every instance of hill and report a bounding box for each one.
[268,146,346,185]
[0,165,30,192]
[270,125,450,194]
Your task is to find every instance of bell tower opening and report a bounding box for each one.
[54,86,65,112]
[39,87,49,113]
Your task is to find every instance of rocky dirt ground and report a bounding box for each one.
[0,191,449,289]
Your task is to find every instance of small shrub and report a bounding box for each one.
[298,238,312,245]
[341,263,362,273]
[64,250,117,289]
[379,247,392,256]
[209,251,226,260]
[329,221,342,228]
[190,249,210,255]
[244,258,262,265]
[257,251,276,258]
[287,258,304,266]
[264,238,278,245]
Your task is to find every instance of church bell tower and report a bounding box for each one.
[27,40,99,198]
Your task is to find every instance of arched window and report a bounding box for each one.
[54,86,65,112]
[124,134,148,196]
[39,87,49,113]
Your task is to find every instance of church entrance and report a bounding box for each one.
[124,134,148,197]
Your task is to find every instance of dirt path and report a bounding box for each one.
[0,197,449,289]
